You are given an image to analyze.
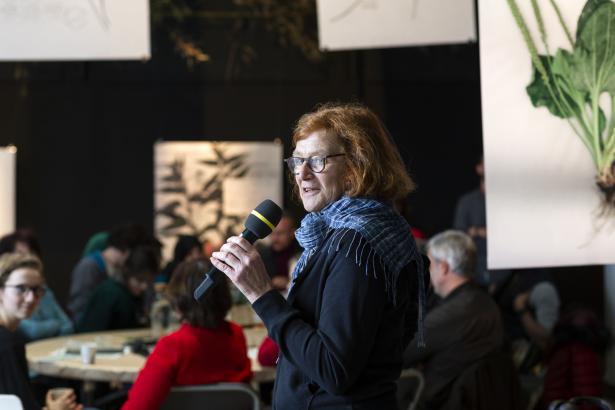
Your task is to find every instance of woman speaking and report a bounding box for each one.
[211,102,426,409]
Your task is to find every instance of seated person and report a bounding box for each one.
[492,268,560,372]
[0,230,73,341]
[156,235,202,284]
[403,230,503,410]
[257,212,301,291]
[0,252,83,410]
[75,244,160,333]
[67,224,154,321]
[121,258,252,410]
[257,336,279,367]
[539,307,610,408]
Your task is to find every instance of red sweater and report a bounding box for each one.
[541,342,602,407]
[122,322,252,410]
[257,336,279,367]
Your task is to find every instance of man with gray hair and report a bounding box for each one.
[403,230,504,409]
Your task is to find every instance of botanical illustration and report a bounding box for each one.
[155,143,249,247]
[507,0,615,214]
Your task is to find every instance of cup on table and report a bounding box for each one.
[49,387,74,400]
[80,342,97,365]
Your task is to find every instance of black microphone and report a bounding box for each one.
[193,199,283,302]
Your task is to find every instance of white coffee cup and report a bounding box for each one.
[49,387,74,400]
[80,342,97,365]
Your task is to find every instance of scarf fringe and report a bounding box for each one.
[291,197,427,348]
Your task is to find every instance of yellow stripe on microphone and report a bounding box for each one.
[251,209,276,231]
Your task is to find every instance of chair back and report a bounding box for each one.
[0,395,24,410]
[443,350,523,410]
[548,396,613,410]
[396,368,425,410]
[159,383,261,410]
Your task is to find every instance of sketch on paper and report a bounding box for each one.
[316,0,474,51]
[154,141,283,261]
[87,0,111,30]
[0,0,149,61]
[0,0,110,31]
[508,0,615,224]
[329,0,420,23]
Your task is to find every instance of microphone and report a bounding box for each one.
[193,199,283,302]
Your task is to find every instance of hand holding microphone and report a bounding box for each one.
[194,199,282,304]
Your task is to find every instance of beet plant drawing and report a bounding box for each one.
[507,0,615,213]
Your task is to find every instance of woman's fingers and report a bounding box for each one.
[226,235,251,251]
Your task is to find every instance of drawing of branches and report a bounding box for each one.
[155,144,250,243]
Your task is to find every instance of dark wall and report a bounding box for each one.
[0,28,603,316]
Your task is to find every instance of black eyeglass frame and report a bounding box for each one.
[3,284,46,298]
[284,153,345,174]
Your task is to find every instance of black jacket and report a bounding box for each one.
[253,228,422,409]
[403,282,504,409]
[0,326,39,410]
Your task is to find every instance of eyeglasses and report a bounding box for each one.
[284,154,345,174]
[3,284,46,298]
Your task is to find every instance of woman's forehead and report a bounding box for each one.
[294,130,340,155]
[6,267,43,284]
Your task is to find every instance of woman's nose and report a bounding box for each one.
[296,161,312,179]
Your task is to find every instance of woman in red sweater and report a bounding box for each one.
[540,307,610,408]
[122,259,252,410]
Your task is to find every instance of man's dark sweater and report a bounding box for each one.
[403,282,503,409]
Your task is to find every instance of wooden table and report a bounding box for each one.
[26,327,276,384]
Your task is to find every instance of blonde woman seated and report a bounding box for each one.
[0,253,82,410]
[121,258,252,410]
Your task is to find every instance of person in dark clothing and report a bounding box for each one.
[210,103,427,409]
[76,243,161,332]
[67,224,155,321]
[539,307,610,408]
[257,212,301,291]
[403,230,504,410]
[0,252,82,410]
[157,235,202,283]
[492,268,560,374]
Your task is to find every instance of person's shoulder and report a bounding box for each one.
[457,188,483,204]
[73,254,100,270]
[0,326,14,346]
[432,284,494,317]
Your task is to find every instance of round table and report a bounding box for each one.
[26,327,276,384]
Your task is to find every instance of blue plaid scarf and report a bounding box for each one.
[291,196,426,346]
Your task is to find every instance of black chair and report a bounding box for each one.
[548,396,613,410]
[441,351,523,410]
[159,383,261,410]
[396,368,425,410]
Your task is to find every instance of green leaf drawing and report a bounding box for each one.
[508,0,615,206]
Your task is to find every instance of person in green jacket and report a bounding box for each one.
[76,243,160,333]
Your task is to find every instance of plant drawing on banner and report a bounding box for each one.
[507,0,615,223]
[154,141,283,262]
[156,145,245,239]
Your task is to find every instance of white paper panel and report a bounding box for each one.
[479,0,615,269]
[316,0,476,51]
[0,147,16,238]
[154,141,283,262]
[0,0,150,61]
